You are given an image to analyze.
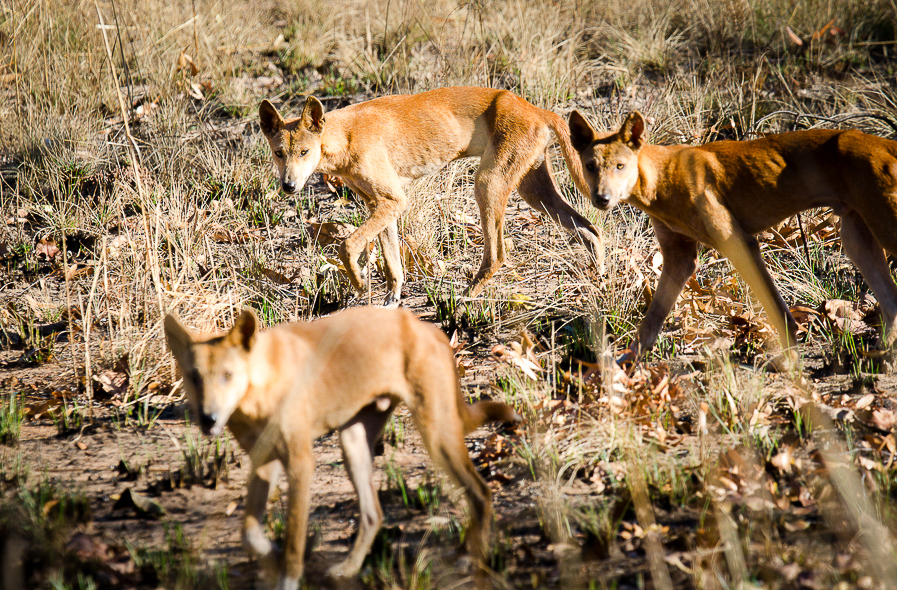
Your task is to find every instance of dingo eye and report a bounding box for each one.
[300,149,308,156]
[274,150,284,159]
[585,162,597,172]
[616,163,625,170]
[222,370,233,382]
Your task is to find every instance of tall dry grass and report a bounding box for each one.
[2,0,897,587]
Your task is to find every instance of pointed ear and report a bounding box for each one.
[226,308,258,352]
[620,111,646,150]
[259,100,284,137]
[569,110,597,153]
[164,313,194,367]
[300,96,326,133]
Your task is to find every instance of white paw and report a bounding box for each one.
[275,575,300,590]
[326,560,361,580]
[242,528,275,558]
[383,291,401,308]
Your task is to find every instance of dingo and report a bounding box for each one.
[259,86,603,306]
[164,307,519,588]
[569,110,897,369]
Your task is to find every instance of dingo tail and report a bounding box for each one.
[546,111,591,201]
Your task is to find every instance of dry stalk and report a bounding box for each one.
[629,459,674,590]
[805,404,897,587]
[94,1,164,320]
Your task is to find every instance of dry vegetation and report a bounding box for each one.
[2,0,897,588]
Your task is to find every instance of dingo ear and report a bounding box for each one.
[164,313,194,366]
[620,111,645,150]
[568,111,596,153]
[259,100,284,137]
[227,308,258,352]
[300,96,326,133]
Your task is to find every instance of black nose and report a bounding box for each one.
[282,180,296,193]
[198,412,217,434]
[592,194,610,209]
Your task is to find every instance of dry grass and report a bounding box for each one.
[2,0,897,588]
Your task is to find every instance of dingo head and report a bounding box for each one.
[259,97,326,195]
[568,111,645,210]
[164,310,259,436]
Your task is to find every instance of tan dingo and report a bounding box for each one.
[163,307,519,589]
[569,110,897,369]
[259,86,603,306]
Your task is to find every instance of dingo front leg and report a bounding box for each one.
[378,219,404,307]
[278,438,314,590]
[339,179,407,299]
[518,158,606,274]
[242,460,282,567]
[629,220,698,362]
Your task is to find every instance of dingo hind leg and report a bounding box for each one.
[414,412,492,568]
[705,202,800,371]
[840,209,897,364]
[467,134,545,298]
[328,401,398,579]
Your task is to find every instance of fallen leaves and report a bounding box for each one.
[491,331,542,380]
[112,488,166,519]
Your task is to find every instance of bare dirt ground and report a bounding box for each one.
[5,173,897,589]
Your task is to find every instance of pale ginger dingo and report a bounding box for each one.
[259,86,603,306]
[569,110,897,370]
[163,307,519,589]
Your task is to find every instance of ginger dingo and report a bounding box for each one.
[569,110,897,369]
[164,307,519,588]
[259,86,603,306]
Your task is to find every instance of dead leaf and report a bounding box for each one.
[322,174,344,193]
[820,298,877,336]
[177,49,199,76]
[35,238,60,261]
[811,18,835,41]
[93,354,129,399]
[786,26,803,46]
[188,81,204,100]
[211,227,261,244]
[400,235,439,277]
[112,488,166,518]
[855,393,875,410]
[308,221,355,248]
[261,267,293,285]
[491,343,541,380]
[65,263,92,281]
[771,446,795,474]
[25,398,63,419]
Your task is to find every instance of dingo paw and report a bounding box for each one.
[326,560,362,580]
[275,575,300,590]
[383,291,402,308]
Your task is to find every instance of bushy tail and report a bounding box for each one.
[545,111,591,202]
[463,401,521,435]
